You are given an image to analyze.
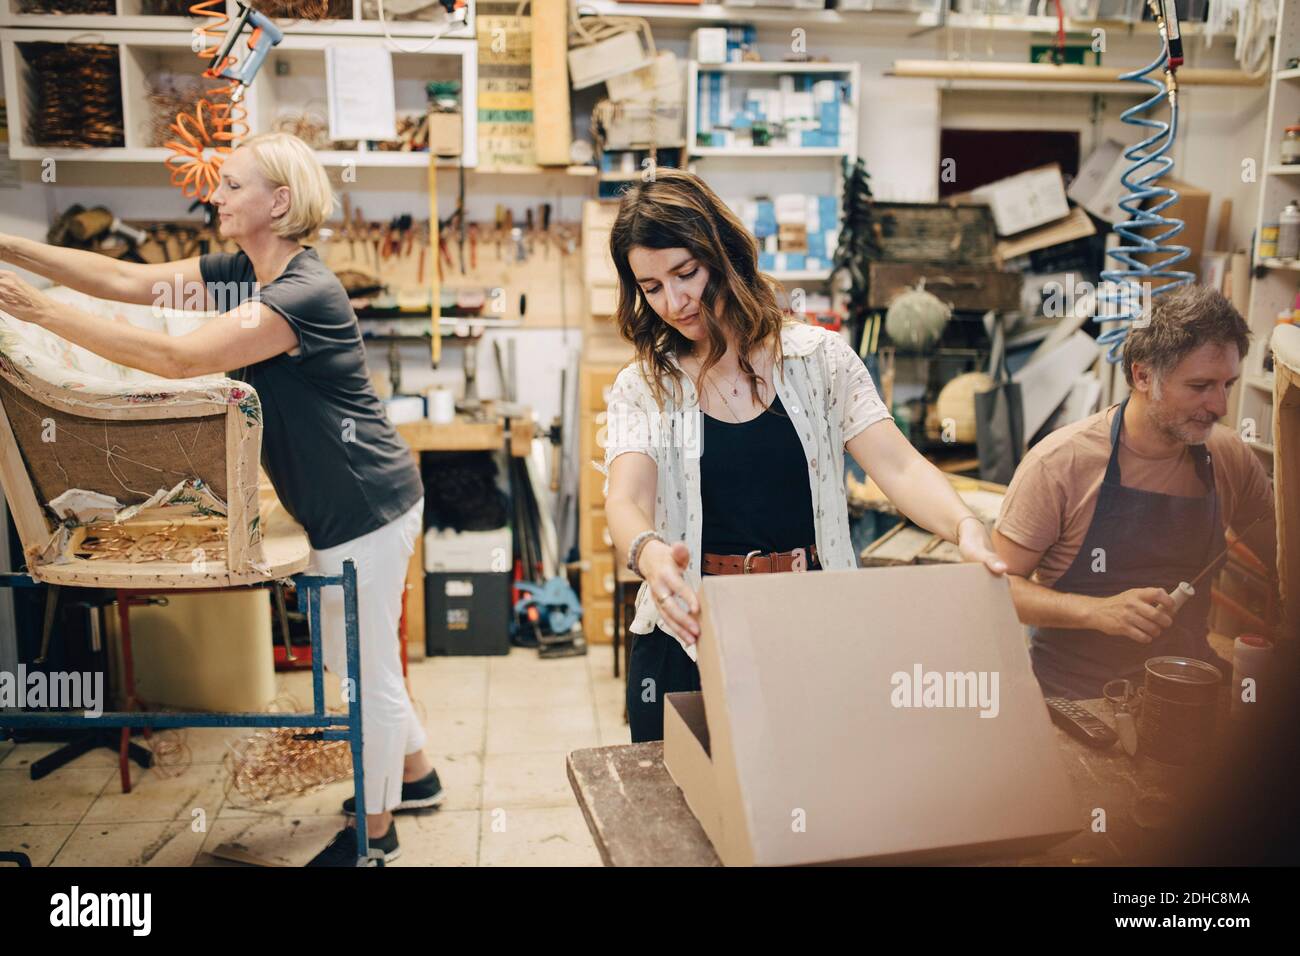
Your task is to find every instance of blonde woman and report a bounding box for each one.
[0,132,440,866]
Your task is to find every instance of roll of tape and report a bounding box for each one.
[426,387,456,424]
[1231,633,1274,717]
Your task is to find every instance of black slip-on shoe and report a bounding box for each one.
[342,768,444,816]
[305,821,400,867]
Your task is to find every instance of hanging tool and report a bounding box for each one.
[165,1,282,202]
[207,2,284,103]
[457,158,467,275]
[1094,0,1192,361]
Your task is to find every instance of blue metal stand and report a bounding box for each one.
[0,559,371,866]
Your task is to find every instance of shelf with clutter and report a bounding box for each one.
[0,27,478,167]
[1240,0,1300,466]
[0,0,475,36]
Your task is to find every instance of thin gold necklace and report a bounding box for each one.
[706,376,742,422]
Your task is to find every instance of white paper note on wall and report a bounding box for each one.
[326,45,397,142]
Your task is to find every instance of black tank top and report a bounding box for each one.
[700,392,817,556]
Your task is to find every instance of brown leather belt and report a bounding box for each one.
[701,545,820,575]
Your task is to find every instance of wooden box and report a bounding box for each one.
[867,261,1022,312]
[870,202,999,266]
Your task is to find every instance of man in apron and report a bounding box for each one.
[990,286,1277,700]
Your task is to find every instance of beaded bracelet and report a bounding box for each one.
[627,529,666,578]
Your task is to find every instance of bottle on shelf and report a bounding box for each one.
[1277,200,1300,259]
[1283,125,1300,165]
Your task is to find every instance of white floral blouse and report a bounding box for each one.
[598,321,893,657]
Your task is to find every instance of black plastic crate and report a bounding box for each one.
[424,572,511,657]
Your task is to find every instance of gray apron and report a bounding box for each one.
[1029,398,1223,699]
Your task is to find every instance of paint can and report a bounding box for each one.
[1137,656,1223,766]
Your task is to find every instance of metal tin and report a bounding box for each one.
[1137,656,1223,766]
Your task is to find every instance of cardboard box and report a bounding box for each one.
[1135,177,1210,279]
[971,164,1071,237]
[663,563,1081,866]
[691,28,728,66]
[569,31,653,91]
[424,525,512,573]
[996,206,1097,262]
[1068,138,1126,224]
[426,112,462,157]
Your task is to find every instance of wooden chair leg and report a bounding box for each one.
[115,593,138,794]
[118,727,132,794]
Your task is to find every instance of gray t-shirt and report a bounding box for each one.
[200,247,422,550]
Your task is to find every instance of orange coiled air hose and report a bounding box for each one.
[164,0,250,202]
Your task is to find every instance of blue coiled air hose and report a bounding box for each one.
[1095,0,1193,362]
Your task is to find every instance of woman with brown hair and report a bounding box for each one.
[601,168,1008,742]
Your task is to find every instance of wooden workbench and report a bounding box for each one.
[567,699,1183,867]
[396,414,534,658]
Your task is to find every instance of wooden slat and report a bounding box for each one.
[0,390,51,561]
[224,403,252,574]
[567,743,723,867]
[859,522,939,567]
[530,0,572,166]
[396,419,505,452]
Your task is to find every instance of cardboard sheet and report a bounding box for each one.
[665,563,1081,866]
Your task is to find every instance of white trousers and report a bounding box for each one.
[309,498,427,814]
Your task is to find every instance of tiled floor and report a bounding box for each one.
[0,644,629,867]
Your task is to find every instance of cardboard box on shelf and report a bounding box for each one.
[1068,138,1126,224]
[996,206,1096,261]
[1135,177,1210,279]
[970,164,1071,237]
[664,563,1080,866]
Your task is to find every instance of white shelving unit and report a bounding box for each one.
[264,1,476,41]
[0,26,478,167]
[913,9,1214,36]
[1240,0,1300,468]
[686,58,858,290]
[0,0,202,31]
[576,1,925,29]
[251,31,478,169]
[0,0,474,38]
